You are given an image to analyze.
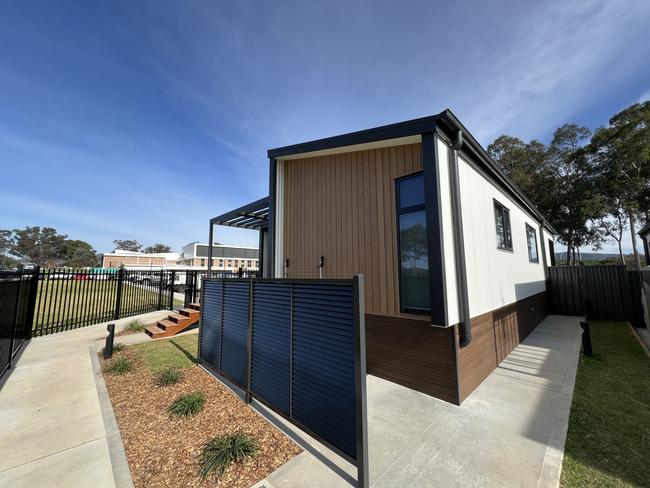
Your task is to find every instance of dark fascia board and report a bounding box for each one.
[638,222,650,237]
[267,115,439,159]
[265,109,557,235]
[435,110,559,236]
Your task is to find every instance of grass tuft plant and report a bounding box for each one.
[125,319,145,333]
[105,356,132,374]
[198,432,260,479]
[155,367,182,386]
[167,392,205,418]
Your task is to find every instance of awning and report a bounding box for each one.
[210,197,269,230]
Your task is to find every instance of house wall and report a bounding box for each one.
[435,135,549,400]
[281,142,423,315]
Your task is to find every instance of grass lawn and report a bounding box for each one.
[33,280,183,332]
[561,321,650,488]
[130,333,198,372]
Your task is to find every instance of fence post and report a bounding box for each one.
[157,271,164,310]
[114,266,124,320]
[8,276,23,369]
[245,277,254,404]
[169,271,176,310]
[353,274,369,488]
[25,266,40,340]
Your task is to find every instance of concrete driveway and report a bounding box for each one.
[258,315,582,488]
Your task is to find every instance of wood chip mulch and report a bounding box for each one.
[101,352,301,488]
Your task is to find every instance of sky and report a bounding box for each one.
[1,0,649,254]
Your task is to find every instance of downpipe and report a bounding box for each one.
[448,130,472,347]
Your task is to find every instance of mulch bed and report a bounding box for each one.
[101,351,301,487]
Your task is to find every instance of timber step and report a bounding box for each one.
[145,304,201,339]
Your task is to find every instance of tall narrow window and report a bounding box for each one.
[526,224,539,262]
[494,200,512,251]
[396,173,430,312]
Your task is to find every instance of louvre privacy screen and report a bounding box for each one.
[199,276,368,487]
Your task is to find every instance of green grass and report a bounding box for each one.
[130,333,198,373]
[561,321,650,488]
[104,356,133,375]
[33,280,183,331]
[155,366,183,386]
[167,392,205,418]
[198,432,260,479]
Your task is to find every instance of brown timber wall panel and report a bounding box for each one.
[457,292,547,402]
[283,143,422,315]
[366,314,458,404]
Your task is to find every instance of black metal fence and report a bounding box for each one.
[1,271,38,380]
[0,267,258,337]
[547,265,645,327]
[198,276,368,488]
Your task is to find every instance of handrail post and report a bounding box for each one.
[114,266,124,320]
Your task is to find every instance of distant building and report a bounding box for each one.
[99,249,180,268]
[179,242,259,271]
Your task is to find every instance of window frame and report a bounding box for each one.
[526,223,539,263]
[493,199,513,252]
[395,171,430,314]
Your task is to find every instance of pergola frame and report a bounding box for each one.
[208,197,269,275]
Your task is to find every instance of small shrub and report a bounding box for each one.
[155,367,182,386]
[167,392,205,418]
[125,319,145,333]
[198,432,260,479]
[105,356,132,374]
[102,342,125,356]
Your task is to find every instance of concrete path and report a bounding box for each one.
[256,315,582,488]
[0,311,169,488]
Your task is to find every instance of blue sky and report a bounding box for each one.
[1,0,649,254]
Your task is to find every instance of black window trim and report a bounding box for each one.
[493,199,513,252]
[526,223,539,263]
[396,171,429,315]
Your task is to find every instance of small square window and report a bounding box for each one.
[494,200,512,251]
[526,224,539,262]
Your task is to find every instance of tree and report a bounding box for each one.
[590,101,650,269]
[0,229,20,268]
[113,239,142,252]
[142,243,172,253]
[61,239,97,268]
[11,227,68,267]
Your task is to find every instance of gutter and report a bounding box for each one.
[447,130,472,347]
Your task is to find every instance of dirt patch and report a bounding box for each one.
[101,351,300,487]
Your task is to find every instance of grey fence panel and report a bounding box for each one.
[291,282,356,459]
[220,281,250,385]
[0,273,35,380]
[250,282,291,414]
[199,281,223,370]
[198,277,368,487]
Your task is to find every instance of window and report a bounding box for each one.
[247,260,251,267]
[494,200,512,251]
[396,173,430,312]
[219,259,223,267]
[526,224,539,262]
[200,259,205,266]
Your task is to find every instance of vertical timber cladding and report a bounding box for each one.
[282,143,422,314]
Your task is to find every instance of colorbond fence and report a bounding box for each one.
[0,272,37,380]
[198,276,369,488]
[547,265,645,327]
